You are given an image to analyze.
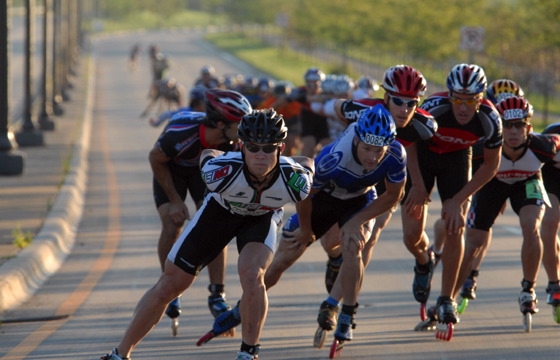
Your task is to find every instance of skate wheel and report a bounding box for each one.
[553,305,560,324]
[313,326,327,348]
[329,339,344,358]
[523,312,532,333]
[435,323,453,341]
[457,297,468,314]
[171,318,179,337]
[196,331,215,346]
[420,302,427,321]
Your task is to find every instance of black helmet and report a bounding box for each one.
[238,109,287,144]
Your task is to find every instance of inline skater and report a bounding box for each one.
[203,104,406,355]
[452,97,560,331]
[101,109,314,360]
[149,86,206,127]
[409,64,502,339]
[148,89,252,335]
[457,79,525,305]
[257,80,302,156]
[311,65,437,338]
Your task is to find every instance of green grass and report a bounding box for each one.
[11,226,33,250]
[98,10,228,33]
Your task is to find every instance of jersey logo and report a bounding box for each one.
[203,165,232,183]
[286,172,309,193]
[317,152,343,174]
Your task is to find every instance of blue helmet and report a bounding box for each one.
[354,104,396,146]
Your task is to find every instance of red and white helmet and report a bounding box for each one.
[446,63,487,95]
[204,89,252,124]
[496,96,533,121]
[382,65,427,99]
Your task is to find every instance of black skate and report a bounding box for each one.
[314,301,340,348]
[414,305,437,331]
[434,297,458,341]
[165,297,181,336]
[546,284,560,324]
[329,314,355,359]
[457,278,477,314]
[412,251,435,320]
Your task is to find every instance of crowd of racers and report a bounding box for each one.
[106,42,560,359]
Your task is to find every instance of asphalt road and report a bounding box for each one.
[1,29,559,360]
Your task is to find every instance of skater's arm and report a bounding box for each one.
[149,146,189,224]
[341,180,405,250]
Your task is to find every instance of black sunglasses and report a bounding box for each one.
[503,121,528,129]
[244,143,279,153]
[389,95,419,108]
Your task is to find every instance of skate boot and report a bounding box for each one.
[333,313,355,341]
[546,283,560,305]
[197,301,242,346]
[165,297,181,319]
[236,344,259,360]
[325,256,343,293]
[434,297,458,341]
[460,278,478,300]
[546,283,560,324]
[518,290,539,315]
[100,348,129,360]
[436,296,459,324]
[208,284,231,318]
[213,301,241,334]
[165,297,181,336]
[412,253,435,304]
[317,301,340,330]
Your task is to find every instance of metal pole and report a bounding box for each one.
[0,0,25,175]
[38,0,55,130]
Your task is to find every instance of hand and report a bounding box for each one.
[283,228,315,251]
[404,184,430,219]
[168,200,188,226]
[340,220,367,251]
[441,198,466,235]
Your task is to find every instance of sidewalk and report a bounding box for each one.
[0,55,94,314]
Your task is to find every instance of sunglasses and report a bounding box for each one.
[244,143,279,153]
[449,96,480,106]
[389,95,419,108]
[502,121,528,129]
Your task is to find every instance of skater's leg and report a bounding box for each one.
[519,205,544,284]
[117,260,195,358]
[238,242,274,346]
[453,227,488,299]
[541,194,560,286]
[264,233,310,289]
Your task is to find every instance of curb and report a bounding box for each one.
[0,55,95,314]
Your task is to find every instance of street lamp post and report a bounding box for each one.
[15,0,45,146]
[0,0,25,175]
[38,0,55,130]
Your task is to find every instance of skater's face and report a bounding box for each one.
[449,91,483,125]
[502,119,530,149]
[243,142,284,178]
[222,122,240,143]
[385,93,418,128]
[354,137,387,172]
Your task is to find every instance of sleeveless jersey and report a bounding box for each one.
[496,133,560,185]
[155,111,237,168]
[201,152,313,216]
[420,92,502,154]
[339,98,437,147]
[313,123,407,200]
